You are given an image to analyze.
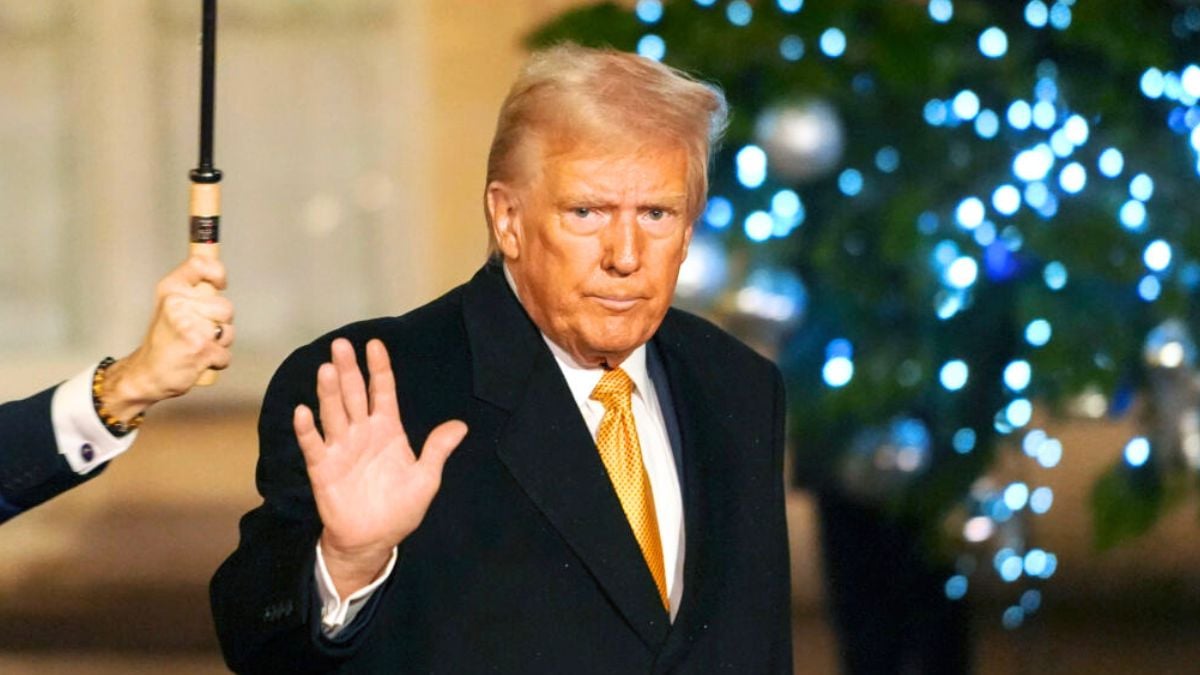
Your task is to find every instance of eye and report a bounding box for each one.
[572,207,592,218]
[646,208,666,221]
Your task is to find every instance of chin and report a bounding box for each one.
[579,330,651,362]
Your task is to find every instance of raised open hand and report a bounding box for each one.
[293,338,468,596]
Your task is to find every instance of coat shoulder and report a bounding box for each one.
[658,307,780,382]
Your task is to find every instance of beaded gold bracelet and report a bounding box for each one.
[91,357,145,437]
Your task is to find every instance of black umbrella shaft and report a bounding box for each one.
[192,0,221,183]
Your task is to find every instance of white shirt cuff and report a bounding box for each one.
[50,364,137,475]
[315,542,398,637]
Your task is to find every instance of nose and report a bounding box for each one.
[602,210,642,275]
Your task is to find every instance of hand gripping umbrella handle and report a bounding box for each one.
[190,0,221,386]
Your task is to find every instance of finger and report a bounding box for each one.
[166,294,234,327]
[366,339,400,420]
[206,327,234,370]
[331,339,369,423]
[212,321,236,349]
[293,404,328,467]
[197,256,228,291]
[179,255,229,291]
[316,362,348,442]
[159,296,236,360]
[418,420,468,478]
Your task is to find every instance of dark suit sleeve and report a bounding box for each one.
[0,386,99,524]
[210,341,388,674]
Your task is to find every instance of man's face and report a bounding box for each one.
[489,140,694,368]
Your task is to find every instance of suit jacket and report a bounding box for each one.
[211,261,792,674]
[0,387,96,523]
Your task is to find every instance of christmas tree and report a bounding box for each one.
[531,0,1200,554]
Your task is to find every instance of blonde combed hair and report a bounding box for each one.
[484,43,728,254]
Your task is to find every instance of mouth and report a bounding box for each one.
[588,295,644,312]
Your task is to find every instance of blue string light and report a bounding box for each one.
[1119,199,1147,230]
[975,110,1000,138]
[1025,319,1052,347]
[953,428,977,453]
[953,90,981,120]
[735,145,767,188]
[1130,173,1155,201]
[637,34,666,61]
[979,27,1008,58]
[838,168,863,196]
[992,184,1021,214]
[925,99,950,126]
[779,35,804,61]
[819,28,847,57]
[1013,145,1054,182]
[946,256,979,289]
[875,146,900,172]
[744,211,773,242]
[1004,482,1031,510]
[1058,162,1087,193]
[703,196,733,229]
[1032,100,1057,128]
[1037,439,1063,468]
[1144,239,1172,272]
[726,0,752,26]
[635,0,663,24]
[1030,486,1055,512]
[929,0,953,24]
[945,574,969,600]
[771,189,803,220]
[940,360,970,391]
[823,355,854,387]
[1004,360,1032,391]
[1098,147,1125,177]
[1043,261,1068,290]
[1063,115,1089,145]
[1124,437,1151,467]
[1141,68,1166,98]
[955,197,985,229]
[1025,0,1049,28]
[1005,399,1034,427]
[1007,100,1033,129]
[1049,2,1072,30]
[1138,275,1162,301]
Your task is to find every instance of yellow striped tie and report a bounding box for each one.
[590,367,668,610]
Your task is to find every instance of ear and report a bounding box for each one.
[681,221,694,260]
[486,181,523,260]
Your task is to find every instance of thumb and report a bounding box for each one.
[418,420,468,476]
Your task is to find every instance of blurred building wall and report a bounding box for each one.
[0,0,584,404]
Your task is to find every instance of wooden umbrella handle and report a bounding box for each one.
[190,182,221,386]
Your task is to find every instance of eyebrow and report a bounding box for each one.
[556,192,688,206]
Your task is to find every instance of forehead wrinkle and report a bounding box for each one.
[547,157,689,206]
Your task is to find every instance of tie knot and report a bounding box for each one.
[590,367,635,407]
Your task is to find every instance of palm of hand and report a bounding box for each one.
[307,409,445,551]
[294,338,467,560]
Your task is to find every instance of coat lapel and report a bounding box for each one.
[652,313,741,670]
[462,262,671,649]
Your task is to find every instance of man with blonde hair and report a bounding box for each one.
[213,44,792,673]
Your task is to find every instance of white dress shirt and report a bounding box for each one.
[316,271,687,635]
[540,338,686,617]
[50,365,138,474]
